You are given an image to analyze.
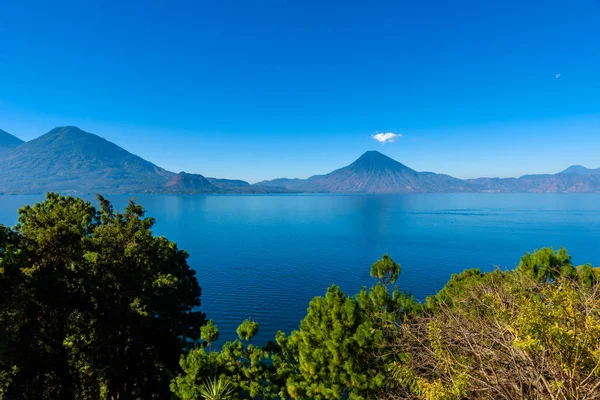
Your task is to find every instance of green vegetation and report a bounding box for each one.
[2,194,600,399]
[197,377,236,400]
[0,193,204,398]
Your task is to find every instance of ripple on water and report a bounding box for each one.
[0,193,599,345]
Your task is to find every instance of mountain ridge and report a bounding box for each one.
[1,126,599,194]
[257,151,600,194]
[560,165,600,176]
[0,126,176,194]
[257,151,467,193]
[0,126,292,194]
[0,129,25,150]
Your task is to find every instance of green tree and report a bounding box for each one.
[172,252,412,400]
[275,285,384,399]
[236,319,259,343]
[274,255,412,400]
[370,253,400,286]
[575,263,600,288]
[172,320,282,399]
[424,267,508,311]
[0,193,205,399]
[201,320,220,349]
[384,248,600,400]
[517,246,573,281]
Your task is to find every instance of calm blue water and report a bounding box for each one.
[1,194,599,344]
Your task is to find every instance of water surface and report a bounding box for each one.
[1,194,599,344]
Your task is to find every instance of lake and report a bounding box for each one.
[1,193,599,344]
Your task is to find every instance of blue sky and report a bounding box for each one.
[1,0,599,182]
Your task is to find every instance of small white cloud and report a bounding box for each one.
[555,73,561,79]
[372,132,402,144]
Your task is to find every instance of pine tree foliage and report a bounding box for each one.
[0,193,205,399]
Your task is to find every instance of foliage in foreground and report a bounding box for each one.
[0,193,205,399]
[174,248,600,400]
[197,376,236,400]
[386,269,600,399]
[2,194,600,400]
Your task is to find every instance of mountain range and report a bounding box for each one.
[259,151,600,193]
[0,126,285,195]
[0,129,25,151]
[0,126,598,194]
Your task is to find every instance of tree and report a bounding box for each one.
[370,254,400,286]
[171,249,600,400]
[236,319,259,343]
[517,246,573,281]
[274,254,413,400]
[172,254,415,400]
[0,193,205,399]
[383,248,600,400]
[172,320,282,399]
[275,285,384,399]
[201,320,220,349]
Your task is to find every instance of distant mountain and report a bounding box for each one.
[0,129,24,150]
[0,126,175,194]
[560,165,600,176]
[0,126,290,194]
[258,151,468,193]
[1,126,599,194]
[207,177,250,188]
[463,177,520,193]
[465,175,600,193]
[258,151,600,194]
[255,178,306,191]
[162,172,215,194]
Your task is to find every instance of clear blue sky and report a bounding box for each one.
[1,0,599,182]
